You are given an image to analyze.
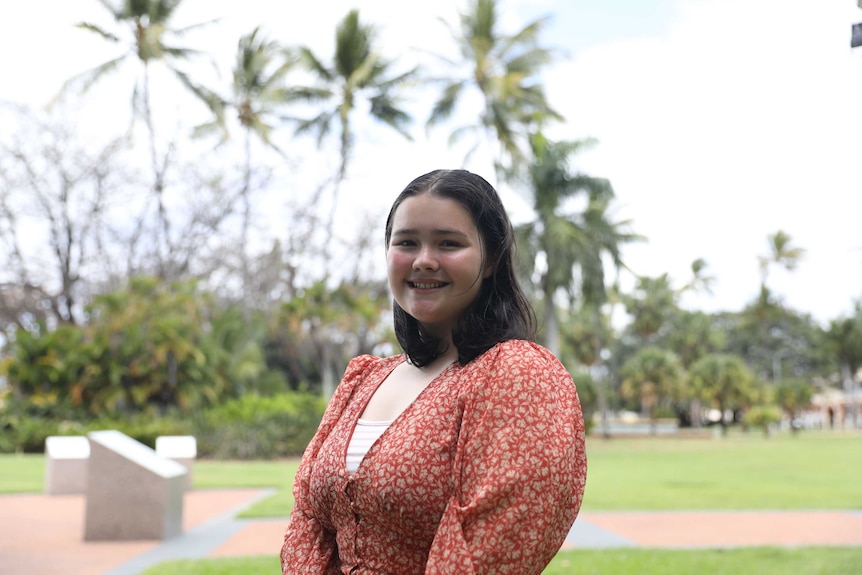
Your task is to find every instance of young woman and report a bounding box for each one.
[281,169,587,574]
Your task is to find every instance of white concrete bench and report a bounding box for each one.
[83,430,187,541]
[155,435,197,489]
[44,435,90,495]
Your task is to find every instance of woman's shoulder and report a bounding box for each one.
[478,339,562,369]
[345,353,401,376]
[458,340,576,402]
[460,340,572,390]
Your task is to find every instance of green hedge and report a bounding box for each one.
[0,392,325,458]
[194,393,326,459]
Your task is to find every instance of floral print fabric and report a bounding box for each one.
[280,339,587,575]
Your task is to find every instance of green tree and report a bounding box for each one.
[0,324,89,419]
[743,404,782,437]
[722,305,833,384]
[516,133,638,357]
[278,279,390,397]
[428,0,560,177]
[826,302,862,428]
[81,277,220,414]
[619,346,685,433]
[689,353,757,435]
[775,378,814,433]
[623,274,678,342]
[62,0,222,276]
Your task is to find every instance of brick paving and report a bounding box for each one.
[1,489,860,575]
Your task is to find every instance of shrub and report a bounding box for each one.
[744,405,782,437]
[193,393,326,459]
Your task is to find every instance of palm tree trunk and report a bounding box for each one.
[142,65,170,278]
[241,129,252,317]
[543,283,560,357]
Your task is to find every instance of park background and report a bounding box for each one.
[1,1,862,573]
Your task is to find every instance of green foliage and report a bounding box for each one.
[744,405,783,436]
[1,278,276,423]
[194,392,326,459]
[689,353,758,433]
[827,301,862,375]
[723,304,834,383]
[774,378,814,421]
[619,346,685,425]
[659,309,725,369]
[623,273,678,340]
[1,325,88,418]
[0,404,193,454]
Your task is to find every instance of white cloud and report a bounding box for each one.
[545,0,862,322]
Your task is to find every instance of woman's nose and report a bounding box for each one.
[413,246,439,270]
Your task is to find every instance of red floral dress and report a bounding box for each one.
[280,339,587,574]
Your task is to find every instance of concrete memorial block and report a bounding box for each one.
[84,430,187,541]
[44,436,90,495]
[155,435,197,489]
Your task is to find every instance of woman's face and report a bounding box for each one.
[387,193,490,341]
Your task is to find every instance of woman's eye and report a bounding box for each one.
[441,240,460,248]
[396,240,415,247]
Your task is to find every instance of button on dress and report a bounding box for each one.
[281,339,587,575]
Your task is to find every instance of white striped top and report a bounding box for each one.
[346,418,393,475]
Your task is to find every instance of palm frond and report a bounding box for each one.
[299,47,333,82]
[57,54,129,99]
[75,21,121,43]
[427,81,466,126]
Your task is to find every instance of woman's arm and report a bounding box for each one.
[425,341,587,574]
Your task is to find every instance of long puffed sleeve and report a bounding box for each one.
[281,355,379,575]
[425,341,587,574]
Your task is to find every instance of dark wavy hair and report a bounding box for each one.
[384,169,536,367]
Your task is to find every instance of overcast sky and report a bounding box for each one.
[2,0,861,326]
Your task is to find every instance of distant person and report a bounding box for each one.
[280,169,587,574]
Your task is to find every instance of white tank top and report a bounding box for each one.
[346,418,393,475]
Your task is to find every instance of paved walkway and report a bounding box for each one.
[1,489,861,575]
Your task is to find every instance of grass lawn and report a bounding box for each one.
[580,431,862,510]
[138,546,862,575]
[0,453,44,493]
[4,430,860,513]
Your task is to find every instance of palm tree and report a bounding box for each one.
[428,0,561,178]
[757,230,806,304]
[194,27,309,299]
[619,346,686,434]
[61,0,223,276]
[295,10,415,196]
[622,274,678,342]
[516,133,639,357]
[689,353,757,436]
